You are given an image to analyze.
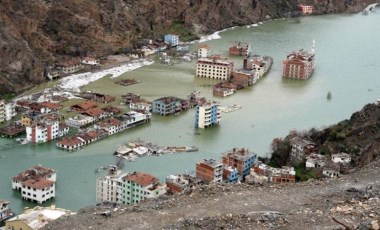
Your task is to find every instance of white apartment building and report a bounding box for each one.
[197,45,211,58]
[96,170,128,204]
[26,120,59,143]
[21,179,55,204]
[195,102,221,129]
[196,56,234,80]
[12,165,57,204]
[130,100,152,112]
[4,102,16,121]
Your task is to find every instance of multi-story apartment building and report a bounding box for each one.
[222,148,257,177]
[152,97,186,116]
[4,102,16,121]
[195,102,221,129]
[96,168,128,204]
[130,99,152,112]
[196,55,234,80]
[11,165,56,204]
[164,34,179,47]
[197,45,211,58]
[195,159,223,183]
[122,172,166,205]
[26,119,61,143]
[290,136,316,164]
[282,48,315,79]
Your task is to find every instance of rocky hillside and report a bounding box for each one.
[0,0,377,95]
[268,102,380,168]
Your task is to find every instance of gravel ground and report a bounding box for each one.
[43,160,380,230]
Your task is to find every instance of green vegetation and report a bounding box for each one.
[1,93,16,100]
[170,20,199,41]
[295,164,317,182]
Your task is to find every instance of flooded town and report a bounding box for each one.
[1,2,380,229]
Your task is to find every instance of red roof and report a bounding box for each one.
[57,136,84,146]
[82,108,104,118]
[72,100,97,111]
[124,172,159,187]
[41,101,62,110]
[22,179,54,189]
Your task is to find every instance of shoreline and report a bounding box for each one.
[57,59,154,92]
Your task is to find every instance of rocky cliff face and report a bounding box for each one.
[268,102,380,168]
[0,0,376,95]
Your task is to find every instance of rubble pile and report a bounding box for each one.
[43,160,380,230]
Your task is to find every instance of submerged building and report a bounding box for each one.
[282,41,316,79]
[195,102,221,129]
[11,165,56,204]
[196,55,234,80]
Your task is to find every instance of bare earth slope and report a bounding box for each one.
[43,159,380,230]
[0,0,378,94]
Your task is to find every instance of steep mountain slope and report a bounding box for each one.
[0,0,376,94]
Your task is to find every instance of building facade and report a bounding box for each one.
[164,34,179,47]
[195,159,223,183]
[26,119,60,143]
[332,153,351,164]
[299,5,313,14]
[232,69,256,88]
[196,56,234,80]
[152,97,184,116]
[11,165,56,204]
[130,99,152,112]
[96,169,128,204]
[290,136,316,164]
[243,55,273,77]
[195,102,221,129]
[3,102,16,121]
[81,57,99,65]
[222,148,257,177]
[223,166,239,183]
[56,60,84,74]
[198,45,211,58]
[282,50,315,79]
[229,42,251,56]
[122,172,166,205]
